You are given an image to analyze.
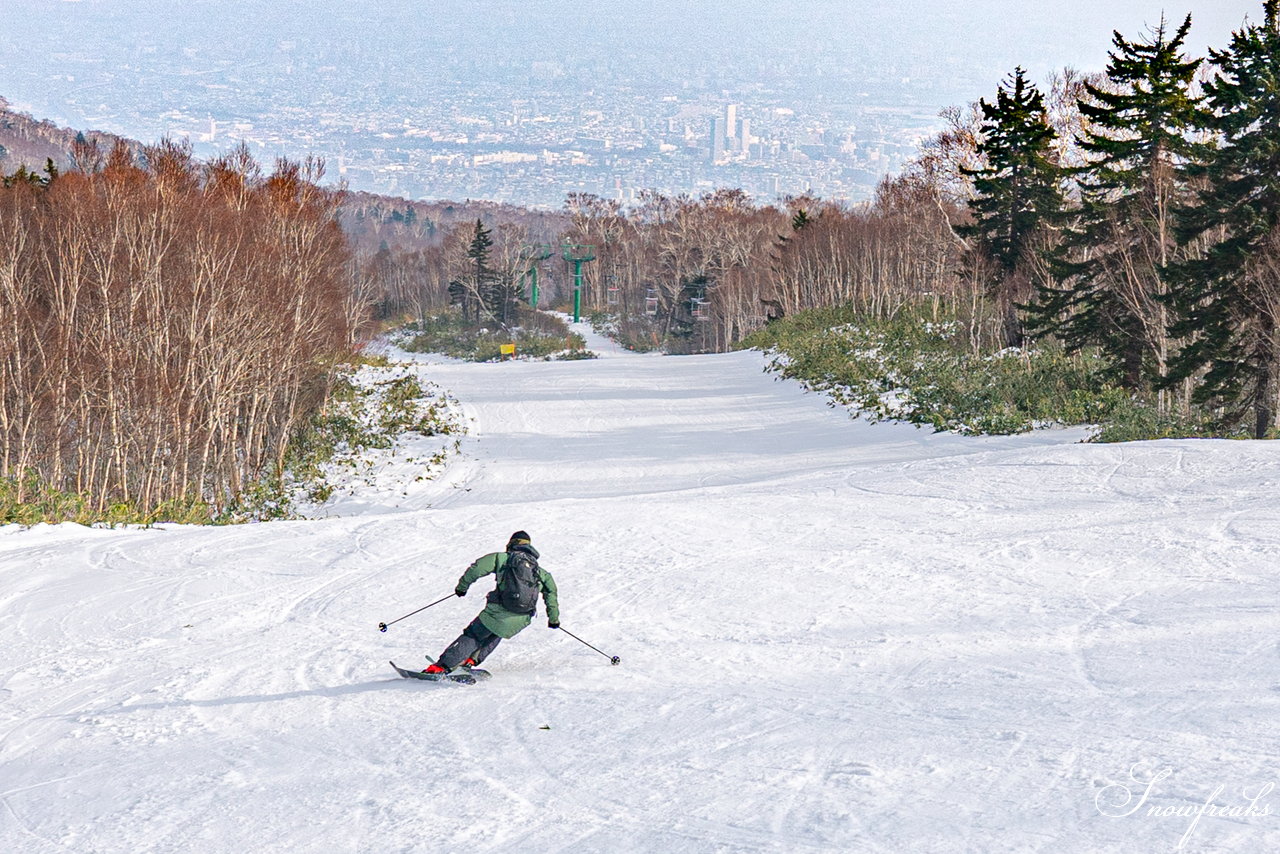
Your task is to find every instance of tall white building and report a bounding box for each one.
[708,115,725,163]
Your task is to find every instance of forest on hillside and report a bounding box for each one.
[360,2,1280,439]
[0,140,364,521]
[0,96,137,175]
[4,1,1280,524]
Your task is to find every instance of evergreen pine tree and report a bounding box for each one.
[960,67,1066,347]
[1034,15,1205,391]
[1168,1,1280,437]
[467,218,494,286]
[485,270,528,328]
[448,219,494,324]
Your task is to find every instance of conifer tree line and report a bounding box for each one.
[5,0,1272,514]
[960,3,1280,437]
[0,139,367,516]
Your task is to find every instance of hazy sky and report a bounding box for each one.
[3,2,1265,106]
[0,0,1268,205]
[6,1,1265,75]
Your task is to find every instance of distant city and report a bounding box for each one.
[0,0,1259,208]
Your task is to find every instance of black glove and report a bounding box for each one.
[455,587,466,597]
[548,621,560,629]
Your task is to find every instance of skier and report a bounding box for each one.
[424,530,559,675]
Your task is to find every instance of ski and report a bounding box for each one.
[389,660,491,684]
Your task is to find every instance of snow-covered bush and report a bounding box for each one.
[278,363,465,512]
[741,302,1135,436]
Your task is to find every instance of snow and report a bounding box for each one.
[292,363,465,520]
[3,321,1279,852]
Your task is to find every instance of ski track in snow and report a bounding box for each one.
[3,322,1280,852]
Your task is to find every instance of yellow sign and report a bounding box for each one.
[499,343,516,357]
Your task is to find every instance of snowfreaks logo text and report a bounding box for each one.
[1095,766,1274,849]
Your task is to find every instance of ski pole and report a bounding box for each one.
[378,593,455,633]
[557,626,621,665]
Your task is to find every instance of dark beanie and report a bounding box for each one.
[508,530,531,545]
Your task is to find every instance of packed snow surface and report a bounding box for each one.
[3,323,1278,853]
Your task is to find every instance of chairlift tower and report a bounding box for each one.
[520,243,555,309]
[561,243,596,323]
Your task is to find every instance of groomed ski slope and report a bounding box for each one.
[2,324,1279,854]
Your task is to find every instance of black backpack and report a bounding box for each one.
[495,548,540,614]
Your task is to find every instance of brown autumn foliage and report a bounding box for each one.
[547,180,974,353]
[364,179,978,355]
[340,191,568,326]
[0,96,136,176]
[339,191,565,256]
[360,214,566,326]
[0,139,367,516]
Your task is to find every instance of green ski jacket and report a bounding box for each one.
[455,551,559,639]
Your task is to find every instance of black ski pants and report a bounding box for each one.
[437,617,502,669]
